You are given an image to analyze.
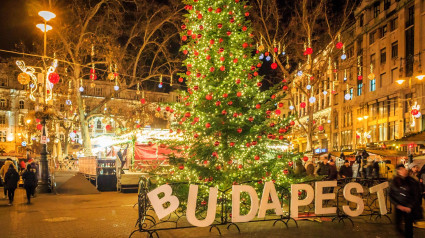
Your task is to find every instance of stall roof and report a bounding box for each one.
[394,131,425,145]
[330,151,355,157]
[367,150,407,157]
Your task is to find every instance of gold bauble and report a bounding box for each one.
[368,73,375,80]
[17,73,31,85]
[136,91,141,95]
[258,45,265,51]
[107,73,115,80]
[90,82,96,88]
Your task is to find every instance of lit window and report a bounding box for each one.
[370,79,376,92]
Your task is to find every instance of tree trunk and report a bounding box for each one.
[74,66,92,156]
[63,127,70,156]
[305,105,314,152]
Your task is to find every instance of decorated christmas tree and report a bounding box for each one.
[156,0,305,212]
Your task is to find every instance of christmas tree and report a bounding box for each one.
[156,0,304,215]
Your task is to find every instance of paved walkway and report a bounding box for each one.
[0,187,424,238]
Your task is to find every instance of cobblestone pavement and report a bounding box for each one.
[0,187,424,238]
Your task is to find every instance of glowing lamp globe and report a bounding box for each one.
[17,73,31,85]
[344,94,351,100]
[289,105,294,110]
[341,54,347,60]
[38,11,56,21]
[79,86,84,92]
[114,85,119,91]
[259,54,264,60]
[36,24,52,32]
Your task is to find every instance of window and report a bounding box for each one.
[359,14,364,27]
[370,53,376,67]
[379,123,388,141]
[334,112,339,129]
[390,17,398,31]
[406,6,414,27]
[391,68,398,83]
[370,79,376,92]
[369,125,377,142]
[380,73,386,88]
[357,83,363,96]
[0,131,6,142]
[0,99,6,108]
[60,104,65,111]
[18,114,24,126]
[95,88,103,96]
[369,31,375,44]
[350,88,353,99]
[347,47,354,58]
[95,120,101,129]
[0,114,5,124]
[374,3,380,18]
[19,100,24,109]
[380,48,387,64]
[381,25,387,38]
[391,41,398,58]
[384,0,391,10]
[389,122,396,140]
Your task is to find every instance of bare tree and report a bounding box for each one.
[251,0,356,152]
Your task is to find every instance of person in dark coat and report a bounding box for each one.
[372,159,380,179]
[390,164,422,238]
[316,158,330,176]
[339,160,353,179]
[4,165,20,205]
[22,164,37,204]
[328,159,338,180]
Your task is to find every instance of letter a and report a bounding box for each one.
[258,181,283,218]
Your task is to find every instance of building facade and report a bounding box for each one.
[288,0,425,154]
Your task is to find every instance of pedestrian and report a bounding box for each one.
[419,165,425,200]
[390,164,422,238]
[372,159,380,179]
[316,157,330,176]
[328,159,338,180]
[22,164,37,204]
[0,158,18,199]
[339,160,353,179]
[4,165,20,205]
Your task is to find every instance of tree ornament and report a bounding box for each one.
[48,72,60,84]
[283,169,289,175]
[271,62,278,69]
[289,105,294,110]
[336,42,343,49]
[17,73,31,85]
[304,47,313,55]
[306,85,312,90]
[79,86,84,92]
[275,109,281,115]
[237,128,242,133]
[106,124,112,131]
[236,92,242,97]
[205,94,213,100]
[255,104,261,109]
[206,123,211,128]
[318,125,324,131]
[357,75,363,80]
[300,102,306,108]
[156,107,161,112]
[179,165,184,170]
[265,56,271,61]
[288,161,294,166]
[297,70,303,76]
[140,98,146,104]
[36,124,42,130]
[254,155,260,160]
[341,54,347,60]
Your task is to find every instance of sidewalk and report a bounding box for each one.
[0,187,424,238]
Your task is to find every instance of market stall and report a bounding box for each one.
[78,156,117,191]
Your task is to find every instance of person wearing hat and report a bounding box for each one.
[22,164,38,204]
[339,160,353,179]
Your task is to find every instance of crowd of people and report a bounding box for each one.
[0,158,38,205]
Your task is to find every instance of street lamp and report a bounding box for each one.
[15,10,57,193]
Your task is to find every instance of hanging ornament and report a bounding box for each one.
[336,42,343,49]
[265,56,271,61]
[90,82,96,88]
[259,54,264,60]
[66,99,72,105]
[48,72,60,84]
[106,125,112,131]
[415,112,422,118]
[79,86,84,92]
[36,124,42,130]
[344,93,351,100]
[158,75,163,88]
[297,70,303,76]
[309,96,316,103]
[289,105,294,110]
[300,102,306,108]
[271,62,277,69]
[306,85,312,90]
[323,90,328,95]
[318,125,324,131]
[114,85,119,91]
[357,75,363,80]
[304,47,313,55]
[17,73,31,85]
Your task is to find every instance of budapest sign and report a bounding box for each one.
[147,181,389,227]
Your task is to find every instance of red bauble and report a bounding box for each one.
[257,82,262,87]
[36,124,42,130]
[178,77,184,83]
[237,128,242,133]
[184,112,191,117]
[181,24,186,30]
[248,117,254,122]
[205,123,211,128]
[411,109,419,115]
[290,121,295,126]
[221,110,227,115]
[235,79,241,84]
[242,42,249,48]
[179,165,184,170]
[300,102,306,108]
[205,94,213,100]
[254,155,260,160]
[318,125,324,131]
[182,35,187,41]
[282,85,288,91]
[242,26,247,31]
[48,72,60,84]
[217,23,223,28]
[156,107,161,112]
[336,42,343,49]
[215,101,221,106]
[229,142,235,147]
[214,141,220,146]
[275,109,281,115]
[278,103,284,108]
[233,58,238,63]
[283,169,289,175]
[140,98,146,104]
[302,156,309,162]
[271,94,276,99]
[271,62,278,69]
[288,161,294,166]
[255,104,261,109]
[304,47,313,55]
[106,125,112,131]
[220,66,225,71]
[236,92,242,97]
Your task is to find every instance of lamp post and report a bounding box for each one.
[15,10,56,193]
